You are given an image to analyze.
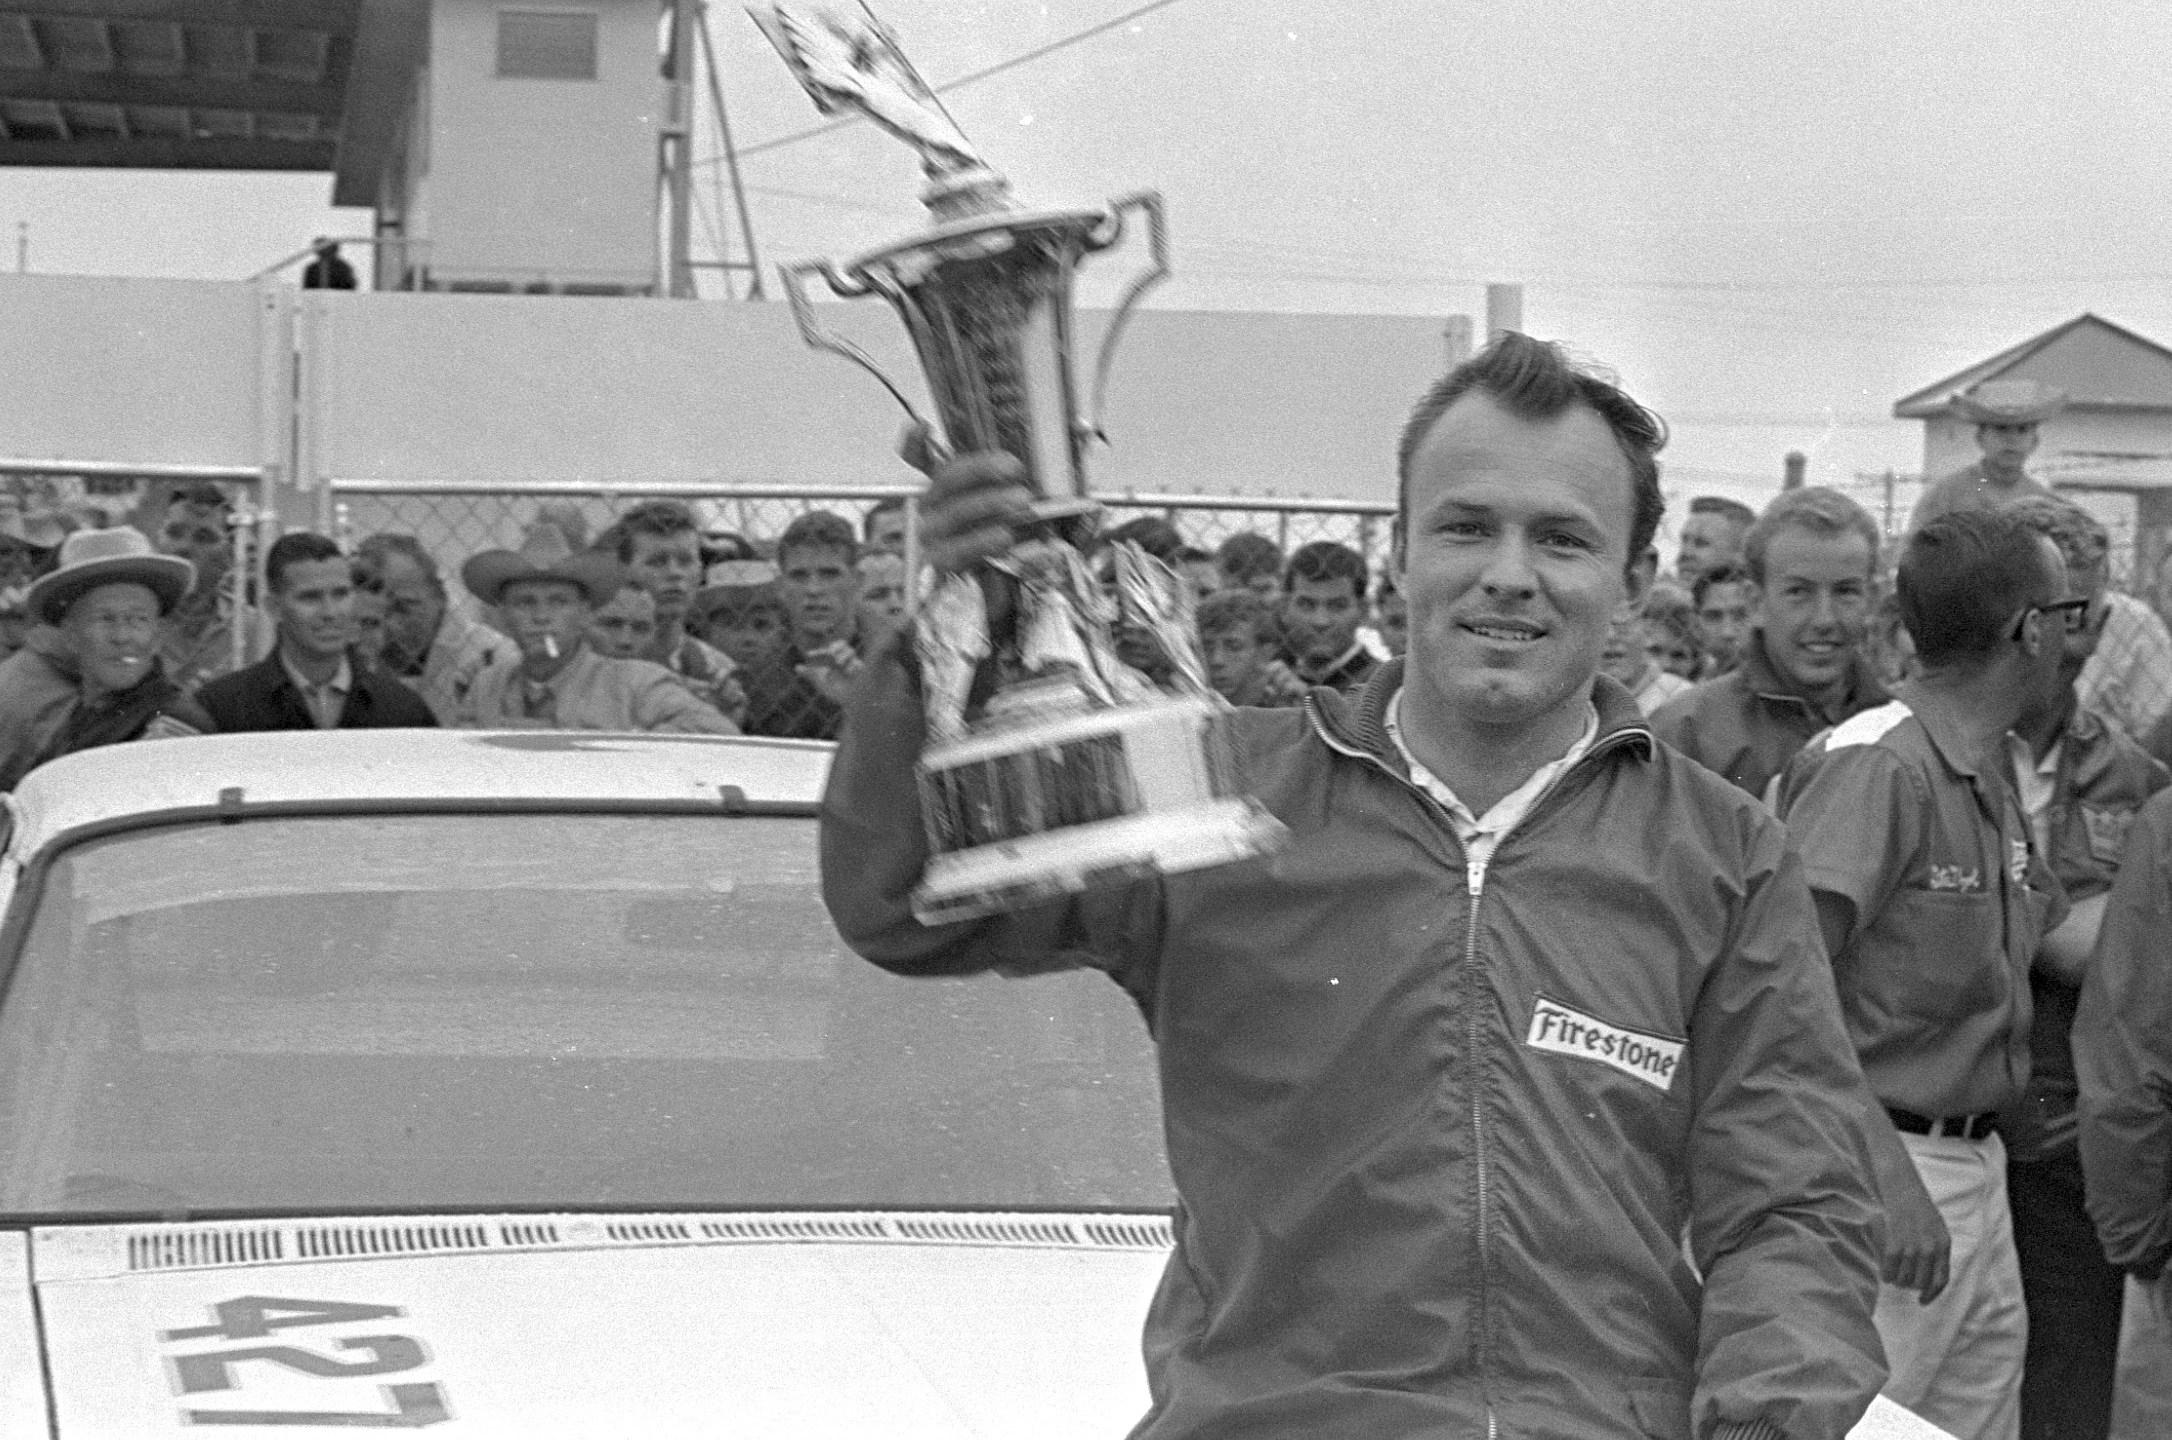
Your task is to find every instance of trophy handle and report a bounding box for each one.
[779,258,930,428]
[1083,191,1171,444]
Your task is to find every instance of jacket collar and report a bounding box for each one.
[1892,681,1988,780]
[1309,656,1654,772]
[1739,630,1889,716]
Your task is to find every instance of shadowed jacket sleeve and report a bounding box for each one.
[819,643,1164,995]
[1691,811,1889,1440]
[2077,790,2172,1277]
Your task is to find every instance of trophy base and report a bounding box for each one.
[911,694,1289,925]
[912,796,1286,926]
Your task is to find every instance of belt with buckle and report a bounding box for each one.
[1886,1106,1999,1141]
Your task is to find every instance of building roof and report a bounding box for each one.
[1893,313,2172,419]
[5,729,831,860]
[0,0,421,178]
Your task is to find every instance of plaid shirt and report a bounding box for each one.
[2078,591,2172,747]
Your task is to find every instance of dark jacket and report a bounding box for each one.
[820,650,1887,1440]
[2078,787,2172,1275]
[194,649,437,732]
[1650,631,1889,803]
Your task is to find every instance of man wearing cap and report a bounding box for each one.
[0,527,210,789]
[693,560,792,675]
[1908,379,2067,533]
[455,528,736,734]
[1777,507,2075,1440]
[193,532,436,733]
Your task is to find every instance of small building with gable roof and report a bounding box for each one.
[1894,313,2172,582]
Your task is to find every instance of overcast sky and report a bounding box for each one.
[4,0,2168,516]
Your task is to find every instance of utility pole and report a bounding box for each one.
[663,0,697,298]
[695,1,763,299]
[1782,451,1806,490]
[1485,283,1523,340]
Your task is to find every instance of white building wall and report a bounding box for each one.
[423,0,661,290]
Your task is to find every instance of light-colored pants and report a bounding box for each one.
[1873,1131,2027,1440]
[2111,1275,2172,1439]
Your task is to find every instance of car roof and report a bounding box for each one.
[5,731,833,861]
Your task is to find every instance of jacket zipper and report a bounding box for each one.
[1467,855,1496,1440]
[1306,697,1648,1440]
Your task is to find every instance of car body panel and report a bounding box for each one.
[4,731,830,865]
[32,1211,1168,1439]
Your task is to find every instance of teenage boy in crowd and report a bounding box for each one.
[1693,560,1756,678]
[1777,507,2075,1440]
[741,510,859,740]
[1278,540,1378,694]
[610,500,742,720]
[1196,589,1303,708]
[1991,497,2168,1440]
[823,334,1885,1440]
[1653,488,1889,803]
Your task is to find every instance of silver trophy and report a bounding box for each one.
[756,5,1287,924]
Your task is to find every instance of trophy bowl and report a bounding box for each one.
[756,4,1290,924]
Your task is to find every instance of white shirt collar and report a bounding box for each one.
[1385,687,1601,869]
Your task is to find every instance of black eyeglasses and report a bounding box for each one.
[2010,597,2093,641]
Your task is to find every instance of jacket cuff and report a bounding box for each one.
[1709,1422,1788,1440]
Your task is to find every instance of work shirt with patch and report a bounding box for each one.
[2003,706,2169,1160]
[1778,692,2065,1119]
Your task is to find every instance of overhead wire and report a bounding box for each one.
[699,0,1191,168]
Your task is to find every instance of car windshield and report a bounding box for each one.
[0,814,1173,1217]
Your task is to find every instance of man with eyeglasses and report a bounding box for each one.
[1777,506,2074,1440]
[1988,497,2169,1440]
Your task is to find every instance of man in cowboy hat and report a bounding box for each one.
[454,525,736,734]
[0,526,209,790]
[1908,378,2068,533]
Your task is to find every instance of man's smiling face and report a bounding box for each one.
[1397,393,1645,732]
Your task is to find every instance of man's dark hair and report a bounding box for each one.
[1174,543,1214,567]
[2002,493,2109,574]
[1740,487,1881,586]
[1897,508,2057,667]
[1196,589,1281,647]
[614,499,700,562]
[777,509,858,568]
[264,531,344,594]
[1216,532,1284,584]
[350,555,385,595]
[1395,333,1667,574]
[1284,540,1366,595]
[1689,495,1758,529]
[1105,515,1185,562]
[1691,560,1753,607]
[167,481,232,514]
[355,533,444,597]
[863,495,907,542]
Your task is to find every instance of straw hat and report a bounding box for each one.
[461,524,623,607]
[26,526,196,625]
[1951,379,2067,426]
[692,559,783,619]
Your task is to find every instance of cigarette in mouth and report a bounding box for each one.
[543,634,560,660]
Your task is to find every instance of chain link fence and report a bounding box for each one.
[325,483,1400,588]
[1834,470,2145,589]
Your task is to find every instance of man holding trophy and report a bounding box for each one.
[770,9,1885,1436]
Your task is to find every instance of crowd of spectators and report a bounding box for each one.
[0,480,1429,787]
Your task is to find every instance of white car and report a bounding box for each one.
[0,731,1946,1439]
